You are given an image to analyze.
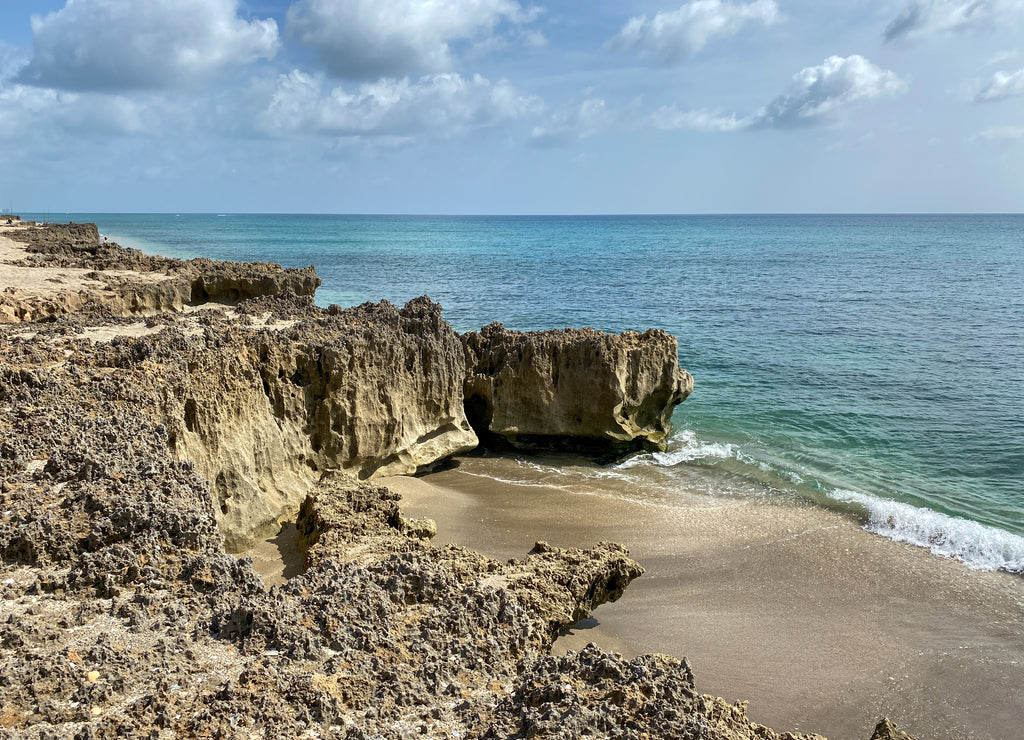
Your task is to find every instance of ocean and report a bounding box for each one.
[32,212,1024,573]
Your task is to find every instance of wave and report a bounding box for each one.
[831,489,1024,573]
[615,429,1024,573]
[614,429,736,469]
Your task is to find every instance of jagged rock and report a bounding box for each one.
[486,644,829,740]
[462,322,694,455]
[870,718,916,740]
[164,297,478,551]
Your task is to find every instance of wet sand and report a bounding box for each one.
[390,458,1024,740]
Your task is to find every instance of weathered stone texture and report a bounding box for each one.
[462,322,694,454]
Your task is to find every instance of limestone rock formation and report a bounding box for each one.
[154,297,478,551]
[0,341,916,738]
[462,322,694,454]
[1,223,319,322]
[870,719,916,740]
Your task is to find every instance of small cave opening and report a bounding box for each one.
[183,398,199,433]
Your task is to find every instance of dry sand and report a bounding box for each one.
[0,224,168,299]
[384,458,1024,740]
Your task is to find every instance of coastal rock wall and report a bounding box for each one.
[0,346,911,738]
[462,322,694,454]
[163,297,477,551]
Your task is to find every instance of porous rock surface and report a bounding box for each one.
[462,322,694,454]
[1,223,319,322]
[4,293,477,553]
[0,226,916,739]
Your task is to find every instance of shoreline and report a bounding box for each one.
[35,214,1024,575]
[389,456,1024,740]
[2,220,998,739]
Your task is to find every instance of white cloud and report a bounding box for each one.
[286,0,539,80]
[258,70,542,138]
[529,98,612,147]
[608,0,779,63]
[974,67,1024,100]
[649,55,905,133]
[18,0,278,92]
[750,55,906,128]
[0,43,28,83]
[883,0,1024,43]
[650,106,747,131]
[0,84,170,146]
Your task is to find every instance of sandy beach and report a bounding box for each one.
[384,455,1024,740]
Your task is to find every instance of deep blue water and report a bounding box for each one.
[29,213,1024,571]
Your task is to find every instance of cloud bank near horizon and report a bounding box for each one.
[0,0,1021,212]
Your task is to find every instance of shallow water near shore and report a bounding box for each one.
[38,211,1024,575]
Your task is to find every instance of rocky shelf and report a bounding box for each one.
[0,223,914,739]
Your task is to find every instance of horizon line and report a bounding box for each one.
[7,210,1024,218]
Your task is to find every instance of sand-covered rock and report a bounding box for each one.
[462,322,694,455]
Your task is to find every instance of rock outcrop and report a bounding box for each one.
[1,223,319,322]
[462,322,694,455]
[0,333,914,737]
[163,296,477,550]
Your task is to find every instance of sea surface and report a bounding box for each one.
[30,213,1024,572]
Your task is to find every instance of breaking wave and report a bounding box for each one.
[614,429,1024,573]
[831,489,1024,573]
[614,429,736,469]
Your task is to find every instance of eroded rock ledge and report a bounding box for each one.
[0,225,916,739]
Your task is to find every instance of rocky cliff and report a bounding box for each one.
[0,322,913,738]
[462,322,693,455]
[163,296,477,551]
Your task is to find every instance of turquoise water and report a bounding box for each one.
[29,213,1024,571]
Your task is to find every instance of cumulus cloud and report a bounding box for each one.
[651,55,906,132]
[750,55,906,128]
[607,0,779,63]
[17,0,278,92]
[0,84,172,146]
[529,98,612,147]
[286,0,539,80]
[258,70,542,137]
[974,67,1024,100]
[883,0,1024,43]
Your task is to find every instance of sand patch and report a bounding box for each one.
[399,457,1024,740]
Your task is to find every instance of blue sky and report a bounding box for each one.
[1,0,1022,213]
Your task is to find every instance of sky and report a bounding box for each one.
[0,0,1022,214]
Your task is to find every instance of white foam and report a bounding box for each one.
[615,429,735,469]
[832,489,1024,573]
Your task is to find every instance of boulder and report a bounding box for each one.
[462,322,693,455]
